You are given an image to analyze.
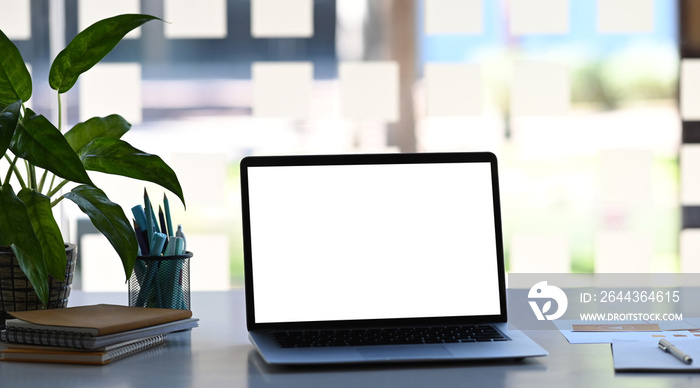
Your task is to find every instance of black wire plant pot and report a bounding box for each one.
[0,243,77,328]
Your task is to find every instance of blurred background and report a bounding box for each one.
[1,0,695,292]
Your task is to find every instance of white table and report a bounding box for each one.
[2,290,700,388]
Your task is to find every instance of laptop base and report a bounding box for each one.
[251,323,547,365]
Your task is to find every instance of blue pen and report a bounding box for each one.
[173,237,185,256]
[149,232,167,257]
[131,205,148,231]
[164,238,178,256]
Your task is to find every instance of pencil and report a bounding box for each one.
[158,206,169,254]
[164,194,174,237]
[133,220,149,256]
[144,189,154,247]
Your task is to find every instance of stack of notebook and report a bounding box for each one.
[0,304,198,365]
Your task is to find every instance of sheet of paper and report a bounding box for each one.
[251,0,313,38]
[681,230,700,272]
[509,0,569,35]
[0,0,31,40]
[554,320,700,344]
[597,0,654,34]
[613,338,700,371]
[339,62,399,122]
[557,329,667,344]
[651,320,699,332]
[682,317,700,328]
[165,0,228,38]
[510,62,570,116]
[79,0,141,38]
[252,62,312,119]
[424,63,482,117]
[80,63,142,124]
[681,145,700,205]
[572,323,660,332]
[424,0,483,35]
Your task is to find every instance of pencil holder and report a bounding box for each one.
[128,252,193,310]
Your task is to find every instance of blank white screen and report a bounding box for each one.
[248,162,502,323]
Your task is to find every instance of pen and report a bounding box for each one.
[659,338,693,365]
[131,205,148,231]
[176,225,187,254]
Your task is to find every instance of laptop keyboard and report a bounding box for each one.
[272,325,510,348]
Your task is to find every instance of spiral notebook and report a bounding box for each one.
[0,304,197,349]
[0,334,166,365]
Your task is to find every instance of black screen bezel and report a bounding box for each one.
[240,152,508,331]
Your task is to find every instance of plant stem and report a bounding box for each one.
[47,174,56,194]
[47,179,69,198]
[24,160,30,184]
[38,169,49,192]
[3,154,15,184]
[4,154,26,189]
[50,196,65,207]
[57,92,62,132]
[29,164,38,190]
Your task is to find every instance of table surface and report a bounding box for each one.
[2,290,700,388]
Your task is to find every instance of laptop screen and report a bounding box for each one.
[241,153,506,327]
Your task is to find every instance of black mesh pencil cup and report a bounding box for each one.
[129,252,193,310]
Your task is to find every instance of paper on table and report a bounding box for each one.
[651,320,700,331]
[554,320,700,344]
[572,323,661,332]
[612,338,700,371]
[683,318,700,328]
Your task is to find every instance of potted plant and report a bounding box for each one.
[0,14,184,311]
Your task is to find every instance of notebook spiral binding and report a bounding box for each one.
[2,327,89,349]
[109,335,166,362]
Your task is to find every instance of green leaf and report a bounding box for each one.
[0,100,21,156]
[0,184,48,306]
[49,14,160,93]
[79,138,186,207]
[64,114,131,153]
[18,188,66,282]
[11,244,49,307]
[63,185,138,280]
[0,29,32,105]
[10,108,94,186]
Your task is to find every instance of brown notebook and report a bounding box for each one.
[6,304,192,336]
[0,334,167,365]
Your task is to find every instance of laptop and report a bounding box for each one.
[240,152,547,365]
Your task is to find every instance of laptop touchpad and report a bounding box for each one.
[358,345,451,360]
